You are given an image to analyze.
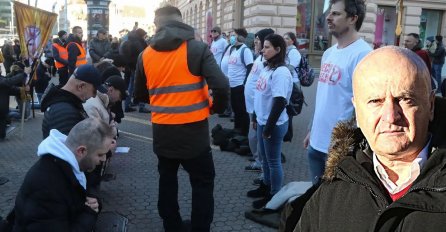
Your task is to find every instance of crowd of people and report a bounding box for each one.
[0,0,446,231]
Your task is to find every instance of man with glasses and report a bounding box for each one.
[210,26,228,66]
[303,0,371,184]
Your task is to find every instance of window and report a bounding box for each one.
[420,9,443,46]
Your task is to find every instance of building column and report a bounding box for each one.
[242,0,297,34]
[360,3,378,47]
[403,6,422,36]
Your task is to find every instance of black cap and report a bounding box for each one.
[58,30,67,38]
[72,64,107,93]
[105,75,128,99]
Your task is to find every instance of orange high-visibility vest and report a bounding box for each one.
[68,42,87,66]
[52,43,68,69]
[142,42,212,124]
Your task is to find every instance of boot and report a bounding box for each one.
[247,182,270,198]
[252,193,273,209]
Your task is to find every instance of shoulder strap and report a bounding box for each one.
[241,46,247,67]
[220,44,231,65]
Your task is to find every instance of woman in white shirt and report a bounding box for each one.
[283,32,302,83]
[247,34,292,209]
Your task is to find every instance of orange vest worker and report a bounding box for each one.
[142,42,212,125]
[52,43,68,69]
[68,42,87,67]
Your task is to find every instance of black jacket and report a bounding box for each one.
[295,97,446,232]
[12,155,98,232]
[41,86,87,138]
[66,34,83,75]
[430,41,445,65]
[88,37,111,63]
[119,32,147,71]
[134,20,229,159]
[0,73,23,114]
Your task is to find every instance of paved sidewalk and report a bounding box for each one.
[0,84,316,231]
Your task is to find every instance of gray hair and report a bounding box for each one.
[65,118,114,153]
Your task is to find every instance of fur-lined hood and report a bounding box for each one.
[323,97,446,181]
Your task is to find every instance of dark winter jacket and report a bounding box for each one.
[119,31,147,71]
[295,97,446,232]
[66,34,84,75]
[88,37,111,63]
[430,41,445,65]
[134,20,229,159]
[41,86,87,138]
[12,155,98,231]
[34,62,51,93]
[0,73,24,114]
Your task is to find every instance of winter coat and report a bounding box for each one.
[34,63,51,93]
[134,20,229,159]
[430,41,445,65]
[295,97,446,232]
[66,34,84,75]
[119,32,147,71]
[88,38,111,63]
[41,85,88,138]
[12,130,99,231]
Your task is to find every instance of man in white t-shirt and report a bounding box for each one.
[303,0,372,184]
[227,28,254,136]
[210,26,228,66]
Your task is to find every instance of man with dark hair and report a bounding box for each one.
[135,4,229,232]
[53,30,69,85]
[11,118,114,231]
[210,26,228,66]
[66,26,87,82]
[429,35,445,93]
[295,46,446,232]
[303,0,371,183]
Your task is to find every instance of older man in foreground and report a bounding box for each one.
[295,46,446,231]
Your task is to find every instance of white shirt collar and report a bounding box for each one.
[373,137,430,194]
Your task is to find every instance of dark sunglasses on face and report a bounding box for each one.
[211,30,217,33]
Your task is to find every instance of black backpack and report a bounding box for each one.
[296,54,315,87]
[270,67,306,116]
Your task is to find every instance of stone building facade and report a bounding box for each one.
[164,0,446,67]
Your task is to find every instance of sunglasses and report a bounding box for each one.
[211,30,218,33]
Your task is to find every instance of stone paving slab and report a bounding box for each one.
[0,83,317,231]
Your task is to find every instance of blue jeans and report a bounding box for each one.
[307,145,328,184]
[432,63,443,91]
[257,121,288,195]
[125,71,135,109]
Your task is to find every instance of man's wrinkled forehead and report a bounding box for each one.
[353,46,430,92]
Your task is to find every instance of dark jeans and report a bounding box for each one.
[157,151,215,232]
[57,67,69,86]
[230,85,249,136]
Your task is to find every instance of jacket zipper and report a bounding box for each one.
[336,166,388,207]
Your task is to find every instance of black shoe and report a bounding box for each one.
[251,207,279,215]
[252,177,263,186]
[124,107,136,112]
[252,194,272,209]
[281,152,286,163]
[247,182,270,198]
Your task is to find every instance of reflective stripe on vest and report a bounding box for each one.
[69,42,87,66]
[53,43,68,69]
[142,42,211,124]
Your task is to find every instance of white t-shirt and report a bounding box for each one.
[210,37,228,66]
[285,45,302,83]
[227,44,254,87]
[244,55,265,114]
[220,45,231,77]
[310,39,372,153]
[254,66,292,126]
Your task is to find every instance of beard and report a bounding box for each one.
[330,26,350,39]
